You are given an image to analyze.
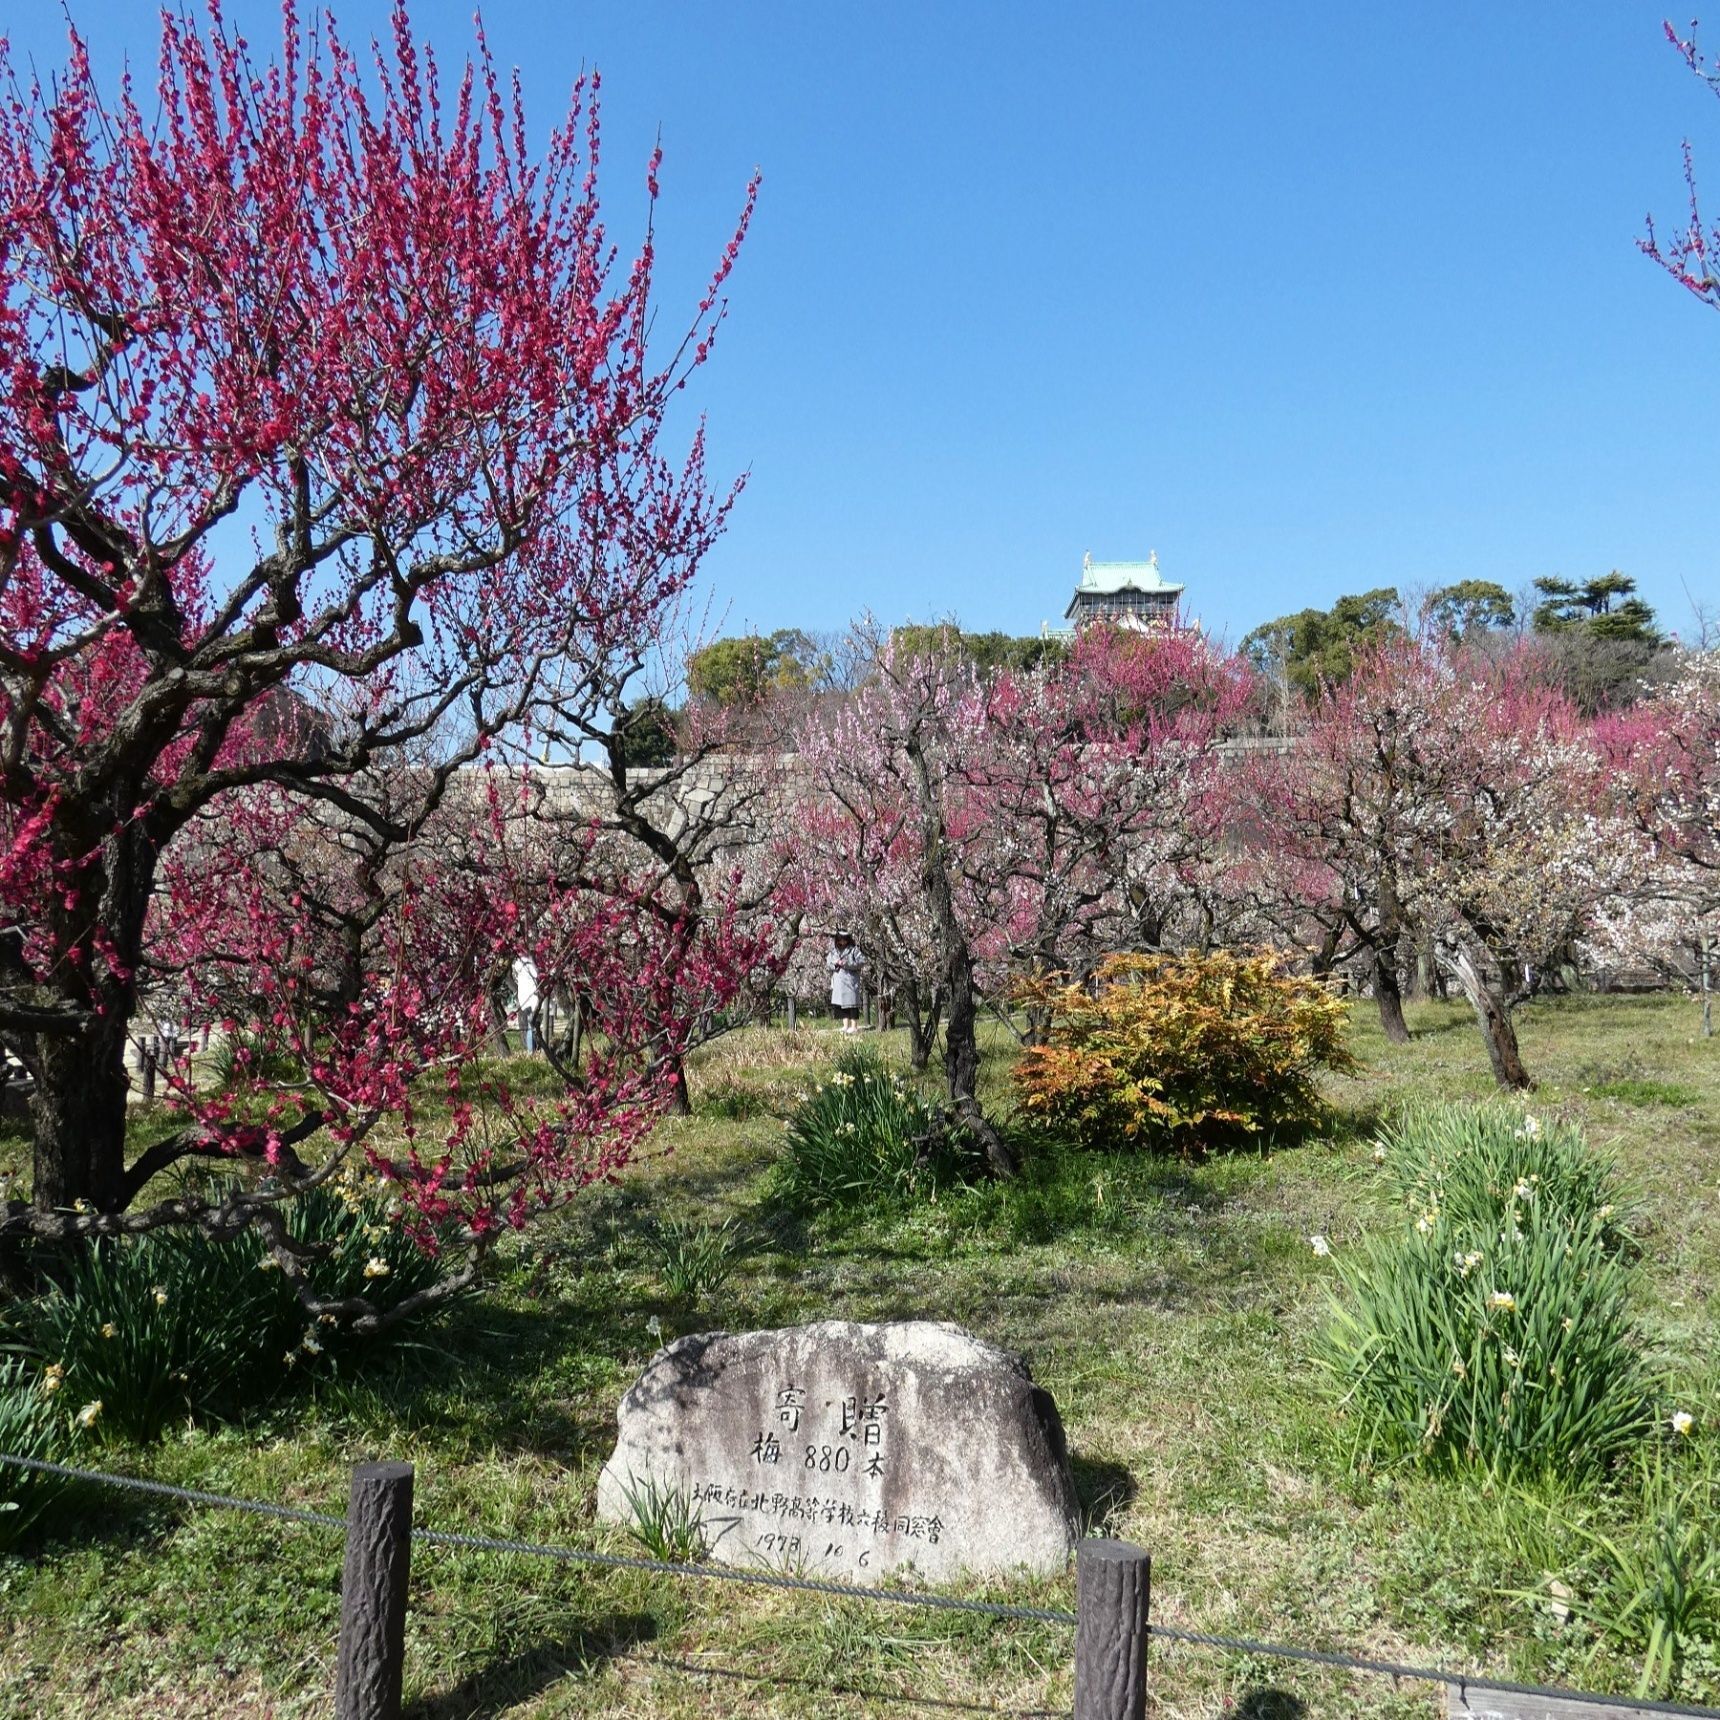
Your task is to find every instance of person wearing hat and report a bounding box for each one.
[826,931,868,1034]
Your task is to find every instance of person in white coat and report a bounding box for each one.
[512,955,540,1053]
[826,932,867,1034]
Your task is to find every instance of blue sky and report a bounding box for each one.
[12,1,1720,646]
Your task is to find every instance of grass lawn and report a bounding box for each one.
[2,992,1718,1718]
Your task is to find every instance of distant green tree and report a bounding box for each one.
[889,622,1067,675]
[611,696,680,768]
[1528,573,1666,713]
[1531,572,1661,644]
[686,630,828,705]
[1241,587,1402,702]
[1426,579,1515,641]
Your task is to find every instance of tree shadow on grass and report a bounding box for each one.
[300,1289,646,1460]
[409,1609,657,1719]
[5,1479,172,1560]
[1400,1010,1472,1038]
[625,1654,1065,1716]
[597,1141,783,1221]
[1319,1097,1388,1150]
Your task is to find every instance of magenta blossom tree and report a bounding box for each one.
[515,640,800,1112]
[791,721,946,1068]
[0,2,754,1306]
[798,637,1020,1172]
[1295,642,1636,1089]
[1251,641,1447,1044]
[961,624,1252,1009]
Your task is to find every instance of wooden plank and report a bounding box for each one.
[1448,1683,1680,1720]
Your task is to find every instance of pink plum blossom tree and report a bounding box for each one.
[1599,650,1720,1033]
[0,0,755,1313]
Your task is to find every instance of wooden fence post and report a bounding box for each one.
[1074,1538,1150,1720]
[335,1460,414,1720]
[786,994,797,1031]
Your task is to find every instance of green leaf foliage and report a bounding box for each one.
[1532,572,1662,645]
[888,622,1066,677]
[1547,1447,1720,1700]
[0,1355,74,1548]
[1426,579,1516,641]
[1240,587,1403,698]
[609,696,681,768]
[643,1216,746,1306]
[687,631,828,705]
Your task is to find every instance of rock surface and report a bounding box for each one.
[596,1319,1079,1585]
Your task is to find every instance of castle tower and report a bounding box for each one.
[1064,550,1184,630]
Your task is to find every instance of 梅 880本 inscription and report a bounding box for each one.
[750,1385,888,1474]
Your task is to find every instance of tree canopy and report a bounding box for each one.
[0,0,755,1309]
[1532,573,1662,645]
[1241,588,1404,701]
[887,623,1066,676]
[1526,574,1668,713]
[686,630,829,705]
[1425,579,1516,641]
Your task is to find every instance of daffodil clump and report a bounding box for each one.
[18,1178,452,1443]
[1383,1101,1633,1255]
[0,1356,72,1548]
[1318,1103,1651,1479]
[774,1044,974,1208]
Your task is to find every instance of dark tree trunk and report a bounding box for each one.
[486,983,513,1055]
[904,984,938,1073]
[1310,921,1341,980]
[23,816,156,1217]
[903,727,1017,1179]
[939,938,1016,1177]
[942,952,983,1117]
[1451,947,1532,1091]
[30,1008,134,1213]
[1132,900,1166,952]
[662,1050,692,1116]
[906,1019,932,1072]
[1372,876,1412,1043]
[1373,946,1412,1044]
[1020,942,1062,1047]
[1422,940,1448,1001]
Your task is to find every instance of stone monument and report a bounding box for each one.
[597,1319,1079,1586]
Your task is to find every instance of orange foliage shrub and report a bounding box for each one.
[1013,951,1356,1153]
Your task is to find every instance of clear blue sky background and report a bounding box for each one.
[13,1,1720,646]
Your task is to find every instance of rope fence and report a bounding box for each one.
[6,1450,1720,1720]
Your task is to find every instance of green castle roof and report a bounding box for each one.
[1073,552,1184,599]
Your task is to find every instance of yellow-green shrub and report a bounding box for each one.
[1013,951,1355,1152]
